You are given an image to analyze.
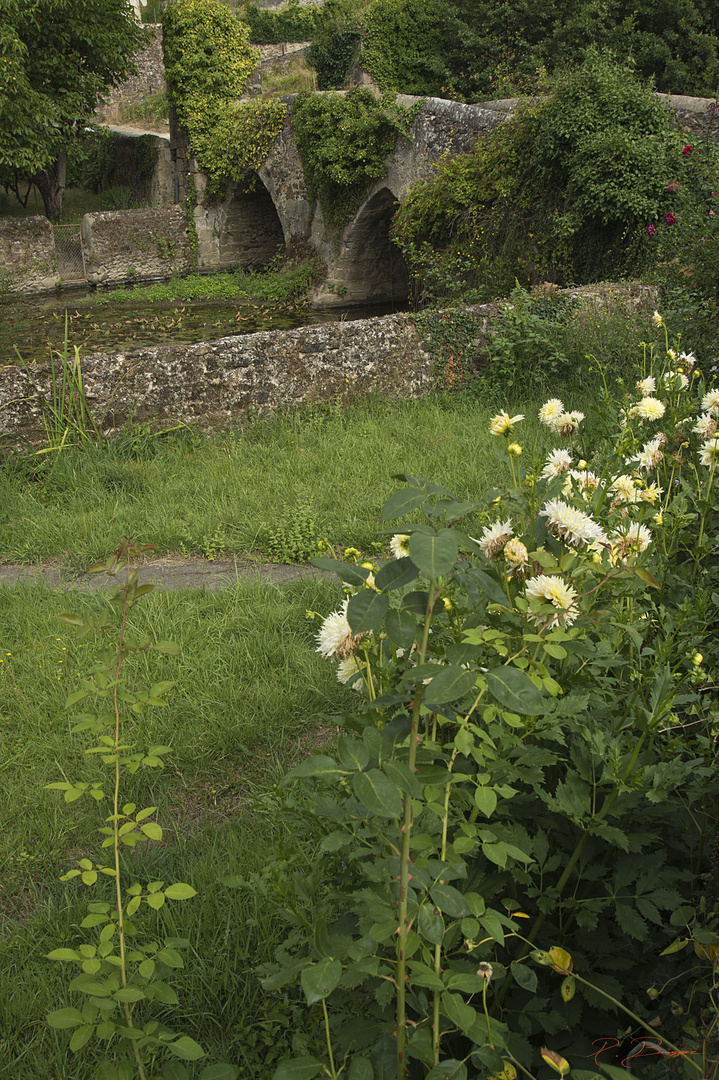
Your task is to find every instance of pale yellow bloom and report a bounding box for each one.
[538,398,564,426]
[628,397,666,421]
[508,442,523,456]
[490,411,525,436]
[652,310,664,327]
[636,377,656,396]
[504,538,529,568]
[525,574,579,627]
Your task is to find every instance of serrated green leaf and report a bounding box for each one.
[168,1035,206,1061]
[486,666,546,714]
[430,884,471,918]
[198,1066,240,1080]
[281,755,345,785]
[409,530,459,579]
[69,1024,94,1052]
[418,904,445,945]
[164,882,197,900]
[353,769,403,818]
[154,640,182,655]
[385,608,418,650]
[511,961,538,993]
[272,1059,323,1080]
[424,666,476,705]
[381,488,430,521]
[347,589,389,633]
[301,958,342,1005]
[47,1007,84,1028]
[474,787,497,818]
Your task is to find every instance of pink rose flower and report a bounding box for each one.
[666,181,680,194]
[664,212,677,225]
[647,223,655,237]
[683,145,692,156]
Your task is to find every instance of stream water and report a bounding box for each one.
[0,286,407,365]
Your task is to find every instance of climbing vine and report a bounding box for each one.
[162,0,286,193]
[291,88,419,240]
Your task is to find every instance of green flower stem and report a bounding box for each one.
[397,581,435,1079]
[693,454,717,582]
[322,998,338,1080]
[482,978,493,1047]
[432,744,460,1065]
[112,555,148,1080]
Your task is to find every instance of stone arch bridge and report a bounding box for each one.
[183,95,518,307]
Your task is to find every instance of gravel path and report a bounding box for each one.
[0,556,332,592]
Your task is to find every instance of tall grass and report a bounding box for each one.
[0,394,559,566]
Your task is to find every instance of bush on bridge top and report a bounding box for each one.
[162,0,287,194]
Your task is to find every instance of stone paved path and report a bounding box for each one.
[0,556,331,592]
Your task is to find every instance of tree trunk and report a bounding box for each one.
[33,152,67,221]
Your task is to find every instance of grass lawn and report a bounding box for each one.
[0,574,351,1078]
[1,394,562,569]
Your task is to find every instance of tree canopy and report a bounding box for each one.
[0,0,145,218]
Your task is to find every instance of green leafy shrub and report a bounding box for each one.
[291,88,418,239]
[162,0,286,192]
[239,0,322,45]
[266,496,318,564]
[393,52,683,303]
[242,319,719,1079]
[650,124,719,353]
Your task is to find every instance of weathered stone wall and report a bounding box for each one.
[81,206,193,286]
[193,177,285,270]
[0,217,58,294]
[0,314,433,443]
[95,25,165,125]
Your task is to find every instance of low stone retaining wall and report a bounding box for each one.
[0,217,58,294]
[0,313,433,444]
[81,206,193,286]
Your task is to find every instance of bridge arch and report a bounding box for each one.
[314,186,409,306]
[193,174,286,270]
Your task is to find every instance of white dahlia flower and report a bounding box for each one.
[478,519,513,560]
[701,389,719,417]
[540,499,606,547]
[490,411,525,436]
[699,437,719,467]
[525,574,579,627]
[611,474,642,504]
[693,414,717,440]
[316,598,363,660]
[628,397,666,421]
[390,534,411,559]
[636,377,656,396]
[541,448,572,478]
[538,398,564,427]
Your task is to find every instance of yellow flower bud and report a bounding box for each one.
[578,459,588,470]
[508,442,522,456]
[692,652,703,666]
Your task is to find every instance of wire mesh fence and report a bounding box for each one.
[53,225,86,282]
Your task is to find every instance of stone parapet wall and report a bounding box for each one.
[0,314,433,443]
[0,217,58,294]
[95,25,165,124]
[81,206,193,286]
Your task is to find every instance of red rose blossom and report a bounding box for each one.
[665,212,677,225]
[682,145,692,156]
